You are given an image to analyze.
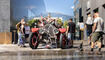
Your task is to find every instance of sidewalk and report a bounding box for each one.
[0,40,105,52]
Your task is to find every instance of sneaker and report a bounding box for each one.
[91,48,94,52]
[18,44,20,46]
[80,48,83,51]
[23,45,26,47]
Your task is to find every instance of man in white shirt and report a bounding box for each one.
[91,13,104,53]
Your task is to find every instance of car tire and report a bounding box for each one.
[59,34,66,49]
[29,32,39,49]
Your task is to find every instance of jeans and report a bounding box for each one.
[18,32,25,45]
[67,33,75,47]
[86,30,92,37]
[68,33,75,40]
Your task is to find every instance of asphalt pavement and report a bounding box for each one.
[0,40,105,60]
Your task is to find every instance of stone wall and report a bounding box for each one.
[0,0,10,32]
[0,0,12,44]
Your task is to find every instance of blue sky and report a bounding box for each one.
[44,0,74,16]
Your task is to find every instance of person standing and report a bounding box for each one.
[16,18,26,47]
[21,21,26,47]
[91,13,104,54]
[67,19,76,48]
[85,14,93,44]
[25,23,30,42]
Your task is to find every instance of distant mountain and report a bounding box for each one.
[50,13,73,21]
[29,12,73,22]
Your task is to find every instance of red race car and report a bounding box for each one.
[29,21,67,49]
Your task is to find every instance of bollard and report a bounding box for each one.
[13,30,17,44]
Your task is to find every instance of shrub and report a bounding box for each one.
[27,19,39,28]
[63,20,68,28]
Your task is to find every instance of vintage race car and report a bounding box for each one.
[29,21,67,49]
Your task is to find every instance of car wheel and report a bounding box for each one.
[29,32,39,49]
[59,33,66,49]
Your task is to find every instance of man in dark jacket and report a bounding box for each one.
[67,18,76,48]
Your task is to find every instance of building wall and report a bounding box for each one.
[0,0,46,32]
[80,0,105,22]
[0,0,10,32]
[10,0,46,28]
[82,0,105,32]
[0,0,46,43]
[74,0,105,40]
[0,0,12,44]
[0,32,12,44]
[11,0,46,20]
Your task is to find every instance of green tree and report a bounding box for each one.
[57,18,62,25]
[27,19,39,28]
[63,21,68,28]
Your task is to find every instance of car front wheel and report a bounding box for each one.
[29,32,39,49]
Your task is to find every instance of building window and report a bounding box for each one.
[93,8,99,13]
[87,0,91,9]
[86,0,91,11]
[103,4,105,9]
[79,8,83,22]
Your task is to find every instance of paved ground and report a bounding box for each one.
[0,40,82,52]
[0,40,105,53]
[0,40,105,60]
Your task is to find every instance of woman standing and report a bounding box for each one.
[20,21,26,47]
[16,18,26,47]
[85,14,93,44]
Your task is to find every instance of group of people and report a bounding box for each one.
[15,12,104,52]
[16,18,30,47]
[16,17,62,47]
[66,12,104,53]
[85,12,104,53]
